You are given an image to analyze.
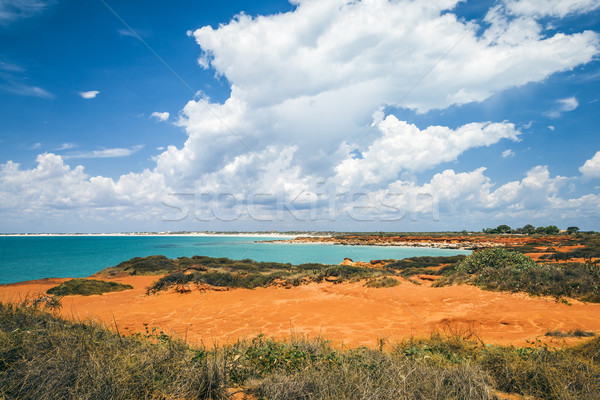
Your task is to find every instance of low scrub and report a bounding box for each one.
[47,278,132,296]
[0,302,227,400]
[145,256,399,293]
[364,276,400,288]
[97,255,178,275]
[436,248,600,302]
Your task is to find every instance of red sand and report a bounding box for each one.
[2,275,599,348]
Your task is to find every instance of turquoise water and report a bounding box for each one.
[0,236,470,284]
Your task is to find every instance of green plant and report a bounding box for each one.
[47,279,133,296]
[457,248,537,274]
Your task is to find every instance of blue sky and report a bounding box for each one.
[1,0,600,233]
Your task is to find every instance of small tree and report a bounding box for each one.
[566,226,580,235]
[496,224,512,234]
[521,224,535,235]
[544,225,560,235]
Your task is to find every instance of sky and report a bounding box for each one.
[1,0,600,233]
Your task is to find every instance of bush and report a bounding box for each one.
[47,279,133,296]
[364,277,400,288]
[457,248,537,274]
[98,255,178,275]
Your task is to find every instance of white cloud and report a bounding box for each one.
[502,0,600,18]
[79,90,100,99]
[193,0,599,114]
[502,149,515,158]
[579,151,600,178]
[0,0,53,24]
[56,142,75,150]
[63,145,144,159]
[150,111,170,122]
[0,154,168,218]
[2,0,600,230]
[546,96,579,118]
[548,125,556,130]
[0,60,53,98]
[334,117,520,188]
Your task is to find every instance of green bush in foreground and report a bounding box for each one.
[47,278,133,296]
[1,302,600,399]
[0,302,226,400]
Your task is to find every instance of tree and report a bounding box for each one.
[566,226,580,234]
[544,225,560,235]
[521,224,535,235]
[496,224,512,234]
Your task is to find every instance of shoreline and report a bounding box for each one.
[0,232,306,238]
[260,239,476,250]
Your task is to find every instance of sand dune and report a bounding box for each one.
[2,275,599,348]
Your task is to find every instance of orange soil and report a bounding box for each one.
[2,275,598,348]
[292,235,572,248]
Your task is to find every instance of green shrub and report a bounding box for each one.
[47,279,133,296]
[98,255,178,275]
[457,248,537,274]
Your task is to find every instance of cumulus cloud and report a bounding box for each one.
[502,0,600,18]
[2,0,600,230]
[150,111,170,122]
[579,151,600,178]
[79,90,100,99]
[334,118,520,188]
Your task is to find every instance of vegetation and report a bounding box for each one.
[141,255,468,293]
[364,276,400,288]
[386,255,466,277]
[436,248,600,302]
[482,224,562,235]
[2,302,600,399]
[0,302,226,400]
[146,258,399,294]
[47,278,133,296]
[97,255,178,275]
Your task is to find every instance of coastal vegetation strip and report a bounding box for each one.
[92,250,600,303]
[95,254,465,294]
[47,278,133,296]
[1,301,599,399]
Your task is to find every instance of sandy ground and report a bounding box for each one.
[2,275,599,349]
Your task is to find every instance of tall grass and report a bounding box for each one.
[0,302,227,400]
[1,301,599,399]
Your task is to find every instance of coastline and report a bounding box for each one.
[0,232,306,238]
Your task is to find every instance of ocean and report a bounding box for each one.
[0,235,471,284]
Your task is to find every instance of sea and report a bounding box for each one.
[0,235,471,284]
